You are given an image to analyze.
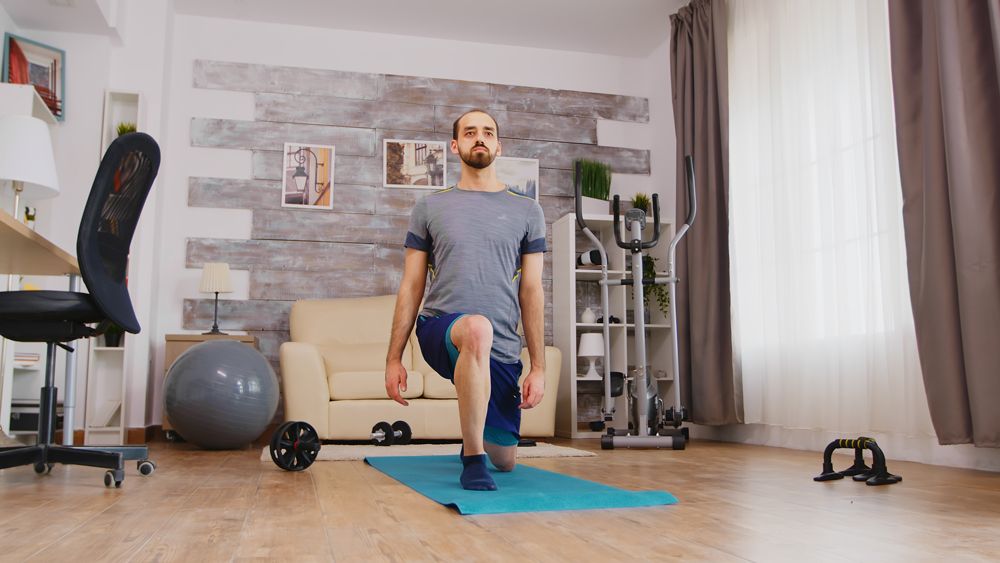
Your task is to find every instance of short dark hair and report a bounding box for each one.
[452,109,500,140]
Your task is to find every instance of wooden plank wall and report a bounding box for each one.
[184,60,651,369]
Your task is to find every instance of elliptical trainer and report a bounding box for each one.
[573,156,697,450]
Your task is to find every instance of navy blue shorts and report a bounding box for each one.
[415,313,522,445]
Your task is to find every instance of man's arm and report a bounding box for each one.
[385,248,428,405]
[518,252,545,408]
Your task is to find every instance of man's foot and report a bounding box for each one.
[460,454,497,491]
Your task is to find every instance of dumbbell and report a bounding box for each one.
[370,420,412,446]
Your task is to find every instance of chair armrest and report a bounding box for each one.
[279,341,330,438]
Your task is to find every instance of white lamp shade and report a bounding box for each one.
[200,262,233,293]
[578,332,605,358]
[0,115,60,200]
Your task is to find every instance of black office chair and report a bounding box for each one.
[0,132,160,488]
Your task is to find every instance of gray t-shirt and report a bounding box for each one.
[404,186,547,363]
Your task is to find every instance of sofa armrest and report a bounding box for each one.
[520,345,562,437]
[279,341,330,438]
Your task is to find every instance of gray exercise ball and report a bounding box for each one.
[163,340,279,450]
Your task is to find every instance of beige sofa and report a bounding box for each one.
[279,295,562,440]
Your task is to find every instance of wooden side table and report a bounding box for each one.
[162,333,257,441]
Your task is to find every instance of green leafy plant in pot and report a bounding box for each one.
[103,323,124,347]
[642,255,670,321]
[116,121,137,137]
[575,159,612,215]
[631,192,651,214]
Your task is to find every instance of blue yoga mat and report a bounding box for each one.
[365,455,678,515]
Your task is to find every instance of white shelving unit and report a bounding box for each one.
[6,342,65,438]
[0,83,58,123]
[553,212,675,438]
[70,89,141,446]
[100,90,140,157]
[84,340,126,446]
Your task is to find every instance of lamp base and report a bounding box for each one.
[578,358,601,380]
[203,292,227,335]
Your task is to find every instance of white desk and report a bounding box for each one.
[0,210,81,445]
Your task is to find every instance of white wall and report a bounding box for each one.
[0,5,14,34]
[143,15,679,425]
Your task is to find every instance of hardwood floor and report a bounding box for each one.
[1,438,999,562]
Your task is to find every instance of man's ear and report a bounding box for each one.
[450,139,459,154]
[496,139,502,157]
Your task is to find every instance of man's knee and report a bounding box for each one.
[453,314,493,354]
[492,457,516,472]
[485,444,516,472]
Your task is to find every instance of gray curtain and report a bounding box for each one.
[888,0,1000,447]
[669,0,741,425]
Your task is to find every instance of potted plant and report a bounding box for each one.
[575,159,612,215]
[116,121,137,137]
[103,323,124,347]
[631,192,651,214]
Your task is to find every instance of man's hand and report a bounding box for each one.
[518,367,545,409]
[385,360,410,406]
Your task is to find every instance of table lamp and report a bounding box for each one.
[200,262,233,335]
[0,115,60,218]
[578,332,605,379]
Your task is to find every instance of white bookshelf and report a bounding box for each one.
[84,341,126,445]
[553,212,676,438]
[0,83,58,123]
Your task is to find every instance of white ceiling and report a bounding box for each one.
[2,0,685,58]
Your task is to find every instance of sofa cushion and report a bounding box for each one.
[290,295,397,345]
[317,341,411,374]
[422,370,457,398]
[329,370,424,400]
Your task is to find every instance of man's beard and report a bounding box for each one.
[459,144,496,169]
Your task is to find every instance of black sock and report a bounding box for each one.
[460,454,497,491]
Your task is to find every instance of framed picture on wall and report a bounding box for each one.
[2,33,66,121]
[496,156,539,201]
[282,142,335,210]
[384,139,447,189]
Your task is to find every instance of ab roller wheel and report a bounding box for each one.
[270,421,321,471]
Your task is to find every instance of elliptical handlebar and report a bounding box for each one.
[612,194,622,245]
[573,160,589,231]
[612,193,662,250]
[641,194,661,249]
[683,155,697,228]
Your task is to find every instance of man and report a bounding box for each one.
[384,109,547,491]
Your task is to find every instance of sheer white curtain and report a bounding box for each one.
[725,0,940,456]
